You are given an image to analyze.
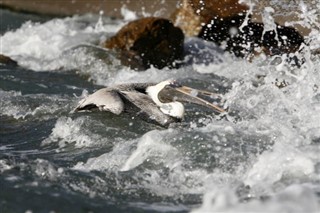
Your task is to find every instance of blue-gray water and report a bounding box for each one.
[1,5,320,213]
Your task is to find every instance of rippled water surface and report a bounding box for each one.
[1,3,320,213]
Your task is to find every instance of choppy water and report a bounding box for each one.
[1,3,320,213]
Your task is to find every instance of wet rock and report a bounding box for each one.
[104,17,184,69]
[198,15,304,59]
[261,24,305,56]
[198,14,250,58]
[171,0,304,60]
[187,0,248,20]
[0,54,18,66]
[170,0,202,37]
[171,0,248,36]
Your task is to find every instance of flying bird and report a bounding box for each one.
[74,79,225,126]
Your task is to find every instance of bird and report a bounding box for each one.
[74,79,225,126]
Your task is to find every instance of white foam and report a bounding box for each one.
[73,129,215,196]
[73,130,181,172]
[0,15,122,70]
[42,116,102,148]
[192,184,319,213]
[0,159,13,173]
[121,130,180,171]
[261,7,279,43]
[73,138,134,171]
[0,90,69,120]
[120,5,138,21]
[244,142,315,188]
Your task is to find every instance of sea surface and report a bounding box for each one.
[1,2,320,213]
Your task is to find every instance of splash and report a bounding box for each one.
[120,5,138,21]
[0,15,121,70]
[192,184,319,213]
[41,116,102,148]
[121,130,180,171]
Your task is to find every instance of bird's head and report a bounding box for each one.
[146,79,225,118]
[146,79,177,106]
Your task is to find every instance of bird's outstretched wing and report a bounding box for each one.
[120,91,176,126]
[74,88,124,115]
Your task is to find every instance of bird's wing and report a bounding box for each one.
[74,88,124,115]
[120,91,175,126]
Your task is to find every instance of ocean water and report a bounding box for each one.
[1,2,320,213]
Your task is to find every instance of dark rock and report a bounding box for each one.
[261,24,305,55]
[104,17,184,69]
[0,54,18,66]
[198,15,304,58]
[198,14,250,57]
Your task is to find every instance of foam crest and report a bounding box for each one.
[42,116,102,148]
[74,130,180,172]
[73,129,214,196]
[121,130,180,171]
[0,15,122,70]
[73,139,134,171]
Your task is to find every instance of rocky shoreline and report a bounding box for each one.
[1,0,310,35]
[1,0,311,70]
[102,0,305,69]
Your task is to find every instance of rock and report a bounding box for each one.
[171,0,248,36]
[187,0,248,20]
[170,0,202,37]
[198,16,304,58]
[104,17,184,69]
[0,54,18,66]
[261,24,304,56]
[198,14,250,57]
[171,0,304,60]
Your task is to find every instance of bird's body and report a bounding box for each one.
[74,80,225,126]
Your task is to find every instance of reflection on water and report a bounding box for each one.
[0,4,320,213]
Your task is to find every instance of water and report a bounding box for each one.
[1,3,320,212]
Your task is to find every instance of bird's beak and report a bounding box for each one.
[158,85,226,113]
